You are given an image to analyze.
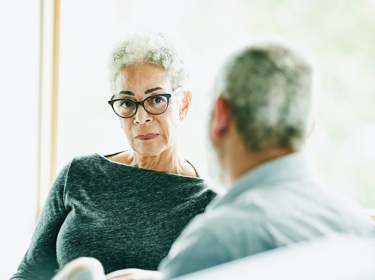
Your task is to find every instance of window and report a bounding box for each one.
[57,0,375,208]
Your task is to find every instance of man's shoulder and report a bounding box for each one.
[203,178,374,236]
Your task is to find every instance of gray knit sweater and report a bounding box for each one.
[11,153,217,280]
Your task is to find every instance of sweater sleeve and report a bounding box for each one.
[10,164,70,280]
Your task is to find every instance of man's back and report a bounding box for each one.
[159,153,374,279]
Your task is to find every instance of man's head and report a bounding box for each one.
[208,38,319,186]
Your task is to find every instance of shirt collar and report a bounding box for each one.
[208,152,314,210]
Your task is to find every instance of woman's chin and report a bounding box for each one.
[133,144,165,157]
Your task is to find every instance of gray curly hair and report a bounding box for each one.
[107,29,189,94]
[213,38,318,152]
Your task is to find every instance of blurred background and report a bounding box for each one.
[1,0,375,278]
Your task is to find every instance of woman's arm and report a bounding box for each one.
[10,164,70,280]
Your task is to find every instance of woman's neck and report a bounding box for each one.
[128,149,196,177]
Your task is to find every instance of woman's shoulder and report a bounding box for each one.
[69,152,105,166]
[65,152,133,173]
[69,151,128,164]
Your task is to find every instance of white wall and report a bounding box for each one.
[0,1,40,278]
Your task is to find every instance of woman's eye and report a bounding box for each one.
[151,96,166,104]
[120,100,134,107]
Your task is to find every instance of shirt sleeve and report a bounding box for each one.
[158,217,232,280]
[10,164,70,280]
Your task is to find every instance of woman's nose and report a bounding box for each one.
[133,105,152,124]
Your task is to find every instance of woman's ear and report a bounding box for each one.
[180,90,192,120]
[210,95,231,139]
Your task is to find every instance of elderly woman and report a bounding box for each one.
[11,30,216,280]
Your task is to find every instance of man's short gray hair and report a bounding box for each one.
[214,38,318,152]
[108,29,188,93]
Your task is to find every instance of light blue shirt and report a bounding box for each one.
[159,152,375,279]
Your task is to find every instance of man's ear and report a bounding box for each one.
[210,95,231,139]
[180,90,192,120]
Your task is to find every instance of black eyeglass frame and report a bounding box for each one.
[108,93,173,118]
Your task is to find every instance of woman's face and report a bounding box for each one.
[114,63,182,157]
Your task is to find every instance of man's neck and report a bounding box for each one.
[234,149,295,183]
[221,131,296,188]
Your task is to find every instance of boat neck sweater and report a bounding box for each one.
[11,153,217,280]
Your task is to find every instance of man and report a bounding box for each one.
[54,38,375,280]
[157,38,375,279]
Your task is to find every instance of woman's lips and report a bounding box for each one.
[135,133,158,140]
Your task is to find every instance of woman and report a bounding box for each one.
[11,30,216,280]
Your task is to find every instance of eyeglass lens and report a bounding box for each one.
[113,95,169,118]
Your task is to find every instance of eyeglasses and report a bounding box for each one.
[108,88,181,118]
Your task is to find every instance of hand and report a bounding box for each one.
[53,257,105,280]
[106,269,162,280]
